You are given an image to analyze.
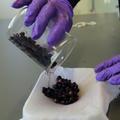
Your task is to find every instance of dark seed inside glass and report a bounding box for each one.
[9,32,57,67]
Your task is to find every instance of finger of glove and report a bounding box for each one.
[96,63,120,81]
[52,0,73,17]
[32,3,56,40]
[24,0,47,26]
[95,55,120,73]
[47,16,71,46]
[108,74,120,85]
[12,0,32,8]
[60,0,73,17]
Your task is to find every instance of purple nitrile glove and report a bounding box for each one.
[95,55,120,85]
[12,0,73,46]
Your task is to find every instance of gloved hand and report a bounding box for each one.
[95,55,120,85]
[12,0,73,46]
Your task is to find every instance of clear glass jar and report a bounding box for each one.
[8,7,77,82]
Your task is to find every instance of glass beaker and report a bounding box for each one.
[8,7,77,86]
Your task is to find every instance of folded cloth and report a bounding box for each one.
[20,66,120,120]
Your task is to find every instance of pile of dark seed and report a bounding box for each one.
[9,32,52,66]
[42,76,80,105]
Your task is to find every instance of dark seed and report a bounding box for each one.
[51,61,57,68]
[57,76,62,80]
[20,32,25,36]
[68,91,72,95]
[42,76,80,105]
[54,99,58,103]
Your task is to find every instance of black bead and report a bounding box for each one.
[20,32,25,37]
[42,76,80,105]
[51,62,57,69]
[57,76,62,80]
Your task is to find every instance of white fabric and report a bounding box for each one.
[20,66,120,120]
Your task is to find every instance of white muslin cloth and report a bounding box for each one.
[20,66,120,120]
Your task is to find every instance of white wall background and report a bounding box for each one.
[74,0,118,15]
[0,0,18,19]
[0,0,119,19]
[94,0,118,13]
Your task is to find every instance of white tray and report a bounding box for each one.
[20,67,120,120]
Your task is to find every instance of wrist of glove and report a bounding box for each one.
[95,55,120,85]
[12,0,74,46]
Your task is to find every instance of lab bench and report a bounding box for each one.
[0,13,120,120]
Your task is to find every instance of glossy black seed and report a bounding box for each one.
[57,79,63,84]
[60,101,65,104]
[10,36,14,40]
[57,76,62,80]
[54,99,59,103]
[68,91,72,95]
[42,76,80,105]
[48,53,52,58]
[42,87,47,92]
[67,80,71,84]
[20,32,25,37]
[51,62,57,68]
